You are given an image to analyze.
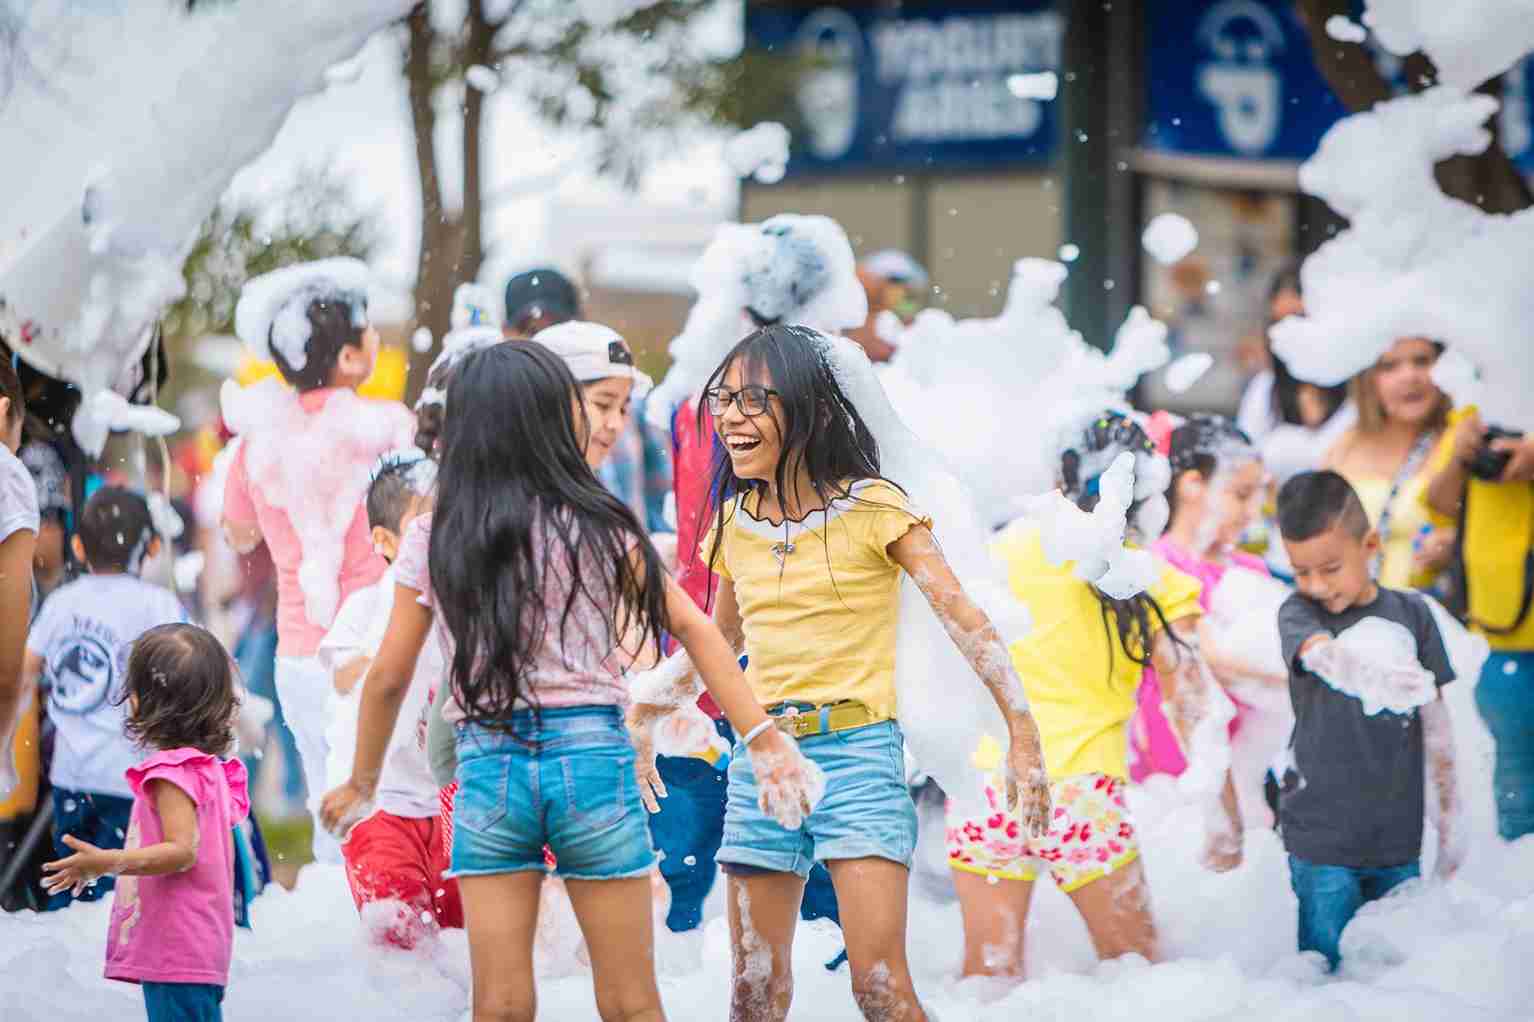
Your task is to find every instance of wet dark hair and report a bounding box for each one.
[270,294,368,392]
[77,486,155,573]
[119,623,239,756]
[699,324,910,597]
[413,361,448,456]
[1061,412,1185,673]
[366,456,423,532]
[1277,470,1370,542]
[1166,415,1255,519]
[1264,262,1347,428]
[0,354,24,429]
[428,342,666,733]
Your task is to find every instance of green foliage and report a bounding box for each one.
[161,170,380,346]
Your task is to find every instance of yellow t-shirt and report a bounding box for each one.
[1423,407,1534,650]
[1347,472,1449,591]
[993,524,1203,781]
[702,479,929,719]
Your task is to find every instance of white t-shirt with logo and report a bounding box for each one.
[28,574,188,798]
[318,568,444,819]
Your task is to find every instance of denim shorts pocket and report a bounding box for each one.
[456,753,511,833]
[560,745,630,833]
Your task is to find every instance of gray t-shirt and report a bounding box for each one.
[1276,587,1453,869]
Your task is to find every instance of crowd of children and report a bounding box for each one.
[0,207,1523,1022]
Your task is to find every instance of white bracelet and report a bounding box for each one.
[741,718,776,748]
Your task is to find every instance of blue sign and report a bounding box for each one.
[744,2,1062,176]
[1145,0,1534,172]
[1144,0,1348,161]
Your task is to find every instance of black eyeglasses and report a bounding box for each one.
[705,385,779,417]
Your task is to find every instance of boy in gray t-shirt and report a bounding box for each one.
[1274,471,1458,972]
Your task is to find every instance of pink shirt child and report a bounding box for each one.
[223,388,412,657]
[1129,538,1270,782]
[394,514,632,722]
[105,749,251,987]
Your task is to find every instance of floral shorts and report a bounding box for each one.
[946,772,1139,893]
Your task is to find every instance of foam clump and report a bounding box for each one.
[1021,453,1157,600]
[1302,617,1438,716]
[1325,15,1369,44]
[1270,83,1534,428]
[647,215,865,429]
[1362,0,1534,90]
[724,122,791,184]
[234,257,370,370]
[1142,213,1199,265]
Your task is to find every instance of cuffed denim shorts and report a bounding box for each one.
[717,719,917,878]
[449,706,657,881]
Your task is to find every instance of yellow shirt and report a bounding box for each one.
[702,479,930,719]
[1347,472,1448,591]
[994,524,1203,781]
[1423,407,1534,650]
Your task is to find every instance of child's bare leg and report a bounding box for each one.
[726,869,805,1022]
[826,858,927,1022]
[951,869,1035,979]
[565,875,666,1022]
[1066,859,1160,963]
[458,872,543,1022]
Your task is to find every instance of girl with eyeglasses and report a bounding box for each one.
[693,322,1049,1022]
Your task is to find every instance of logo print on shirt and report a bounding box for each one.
[48,635,116,715]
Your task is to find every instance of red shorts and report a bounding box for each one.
[342,808,464,948]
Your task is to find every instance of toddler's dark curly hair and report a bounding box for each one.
[119,623,239,757]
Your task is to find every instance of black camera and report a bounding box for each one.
[1467,426,1526,481]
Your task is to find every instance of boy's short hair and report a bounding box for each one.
[1276,470,1371,542]
[77,486,155,572]
[366,452,433,532]
[271,294,367,392]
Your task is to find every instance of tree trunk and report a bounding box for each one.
[1295,0,1532,213]
[405,2,462,404]
[458,0,493,288]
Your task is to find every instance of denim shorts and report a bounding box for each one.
[717,719,917,878]
[449,706,657,881]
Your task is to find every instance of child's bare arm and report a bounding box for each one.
[0,528,36,755]
[333,654,371,696]
[1421,694,1461,877]
[319,585,431,835]
[222,518,263,555]
[43,780,199,896]
[889,524,1051,835]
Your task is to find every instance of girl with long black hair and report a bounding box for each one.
[946,409,1243,983]
[694,323,1049,1022]
[321,341,815,1022]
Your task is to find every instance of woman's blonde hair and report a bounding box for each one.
[1349,338,1451,434]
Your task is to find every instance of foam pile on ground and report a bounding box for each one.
[0,0,413,454]
[1271,11,1534,428]
[6,784,1532,1021]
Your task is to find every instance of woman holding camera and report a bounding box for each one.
[1323,336,1456,590]
[1426,407,1534,841]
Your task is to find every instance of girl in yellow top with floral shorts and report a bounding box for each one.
[698,324,1050,1022]
[947,411,1244,981]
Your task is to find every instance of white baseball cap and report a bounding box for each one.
[533,321,653,397]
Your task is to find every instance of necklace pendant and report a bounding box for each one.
[771,541,796,565]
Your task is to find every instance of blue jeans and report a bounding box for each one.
[47,788,133,910]
[142,982,224,1022]
[1476,650,1534,840]
[719,720,917,877]
[649,717,841,932]
[234,622,303,810]
[1288,855,1419,970]
[450,707,657,880]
